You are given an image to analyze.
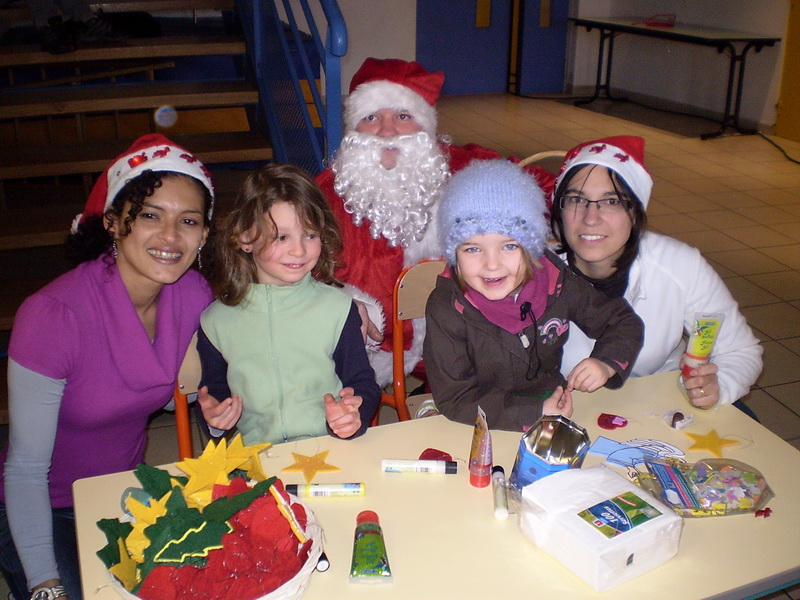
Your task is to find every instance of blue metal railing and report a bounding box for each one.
[238,0,347,174]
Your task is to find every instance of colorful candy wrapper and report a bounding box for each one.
[638,458,773,517]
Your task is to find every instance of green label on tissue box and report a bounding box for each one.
[578,491,662,539]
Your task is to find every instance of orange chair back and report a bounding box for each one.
[372,259,446,425]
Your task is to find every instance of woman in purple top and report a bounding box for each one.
[0,134,215,600]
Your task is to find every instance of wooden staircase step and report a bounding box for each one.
[93,0,235,13]
[1,0,235,22]
[0,34,245,67]
[0,80,258,119]
[0,130,272,190]
[0,202,81,251]
[9,60,176,90]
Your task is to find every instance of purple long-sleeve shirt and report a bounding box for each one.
[1,256,211,587]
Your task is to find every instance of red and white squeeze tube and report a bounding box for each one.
[469,406,493,488]
[681,313,724,380]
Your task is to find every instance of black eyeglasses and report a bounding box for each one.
[558,196,631,213]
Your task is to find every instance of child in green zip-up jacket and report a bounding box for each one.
[197,163,380,445]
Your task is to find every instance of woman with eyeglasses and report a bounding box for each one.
[552,136,762,414]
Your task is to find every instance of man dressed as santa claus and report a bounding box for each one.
[316,57,553,386]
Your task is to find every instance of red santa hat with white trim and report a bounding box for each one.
[72,133,215,233]
[343,57,445,137]
[555,136,653,210]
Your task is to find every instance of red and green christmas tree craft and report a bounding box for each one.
[96,436,317,600]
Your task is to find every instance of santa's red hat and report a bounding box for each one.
[72,133,215,232]
[555,136,653,210]
[344,57,444,136]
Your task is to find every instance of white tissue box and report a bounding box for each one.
[519,464,683,591]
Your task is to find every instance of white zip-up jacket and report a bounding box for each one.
[560,232,763,405]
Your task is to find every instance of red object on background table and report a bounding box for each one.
[632,13,676,27]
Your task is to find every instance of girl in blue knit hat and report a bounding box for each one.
[423,160,644,431]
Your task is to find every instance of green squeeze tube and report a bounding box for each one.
[349,510,392,583]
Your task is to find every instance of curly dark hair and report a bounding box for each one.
[550,164,647,275]
[65,170,213,267]
[209,163,342,306]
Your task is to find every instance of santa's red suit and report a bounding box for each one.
[316,58,554,385]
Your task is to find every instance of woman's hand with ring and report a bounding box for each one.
[682,361,720,409]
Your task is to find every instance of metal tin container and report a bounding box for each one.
[509,415,591,489]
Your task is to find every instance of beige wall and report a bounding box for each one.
[285,0,417,90]
[338,0,417,87]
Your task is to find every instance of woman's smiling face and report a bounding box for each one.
[560,165,634,279]
[112,175,208,294]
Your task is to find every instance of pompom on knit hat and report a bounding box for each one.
[438,160,549,265]
[344,57,444,137]
[72,133,215,233]
[554,135,652,210]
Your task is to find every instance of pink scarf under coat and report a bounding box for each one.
[464,266,548,334]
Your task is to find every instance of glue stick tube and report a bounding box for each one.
[382,459,457,474]
[469,407,492,487]
[285,483,365,498]
[492,466,509,520]
[350,510,392,583]
[681,313,724,379]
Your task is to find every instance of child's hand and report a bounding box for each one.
[567,358,615,392]
[542,386,573,418]
[355,300,384,345]
[325,387,363,438]
[198,386,243,431]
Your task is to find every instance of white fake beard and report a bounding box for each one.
[332,131,450,249]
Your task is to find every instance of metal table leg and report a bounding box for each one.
[701,41,760,139]
[576,27,628,106]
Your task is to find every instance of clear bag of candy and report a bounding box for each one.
[637,458,774,517]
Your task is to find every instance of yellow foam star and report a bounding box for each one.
[225,435,271,482]
[126,491,172,562]
[685,429,739,458]
[177,441,228,496]
[109,538,138,591]
[281,450,340,483]
[177,438,246,500]
[127,490,170,525]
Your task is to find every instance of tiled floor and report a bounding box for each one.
[3,94,800,599]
